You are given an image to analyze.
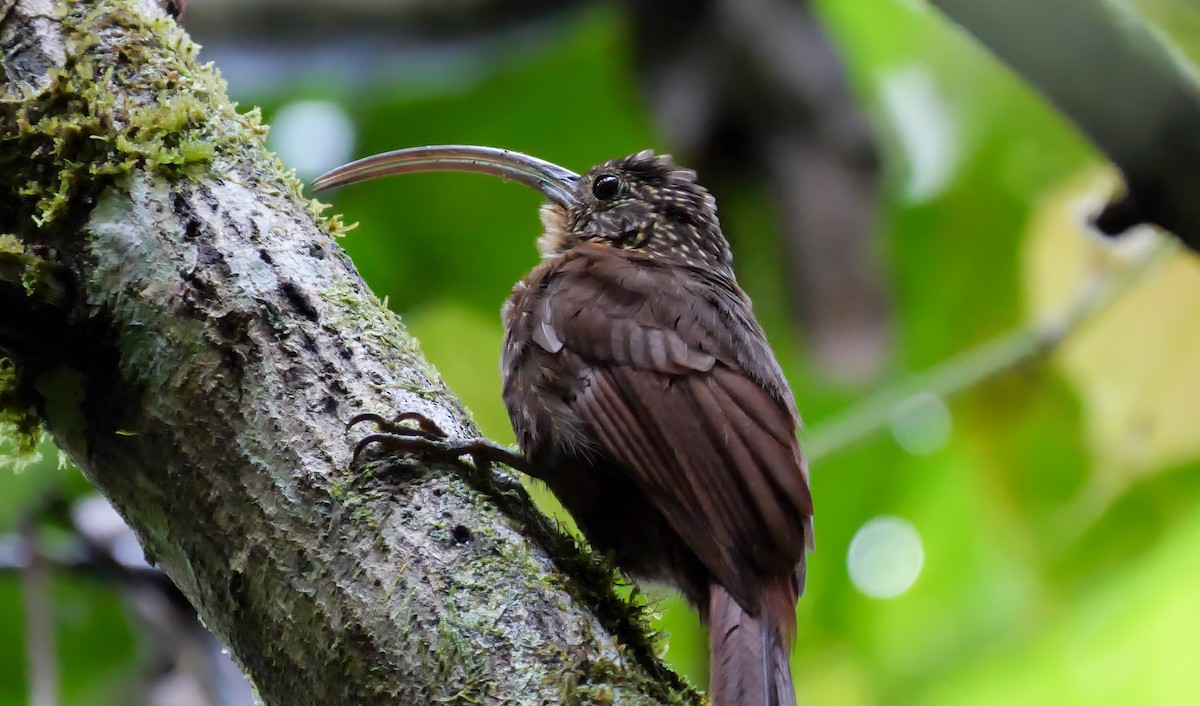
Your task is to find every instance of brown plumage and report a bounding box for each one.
[315,146,813,706]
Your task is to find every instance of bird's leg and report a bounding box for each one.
[348,412,533,477]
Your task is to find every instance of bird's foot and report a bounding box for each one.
[348,412,531,476]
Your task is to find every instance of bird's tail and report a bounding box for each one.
[706,576,798,706]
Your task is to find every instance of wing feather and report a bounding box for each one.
[530,246,811,603]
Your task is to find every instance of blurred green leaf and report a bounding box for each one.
[1023,170,1200,478]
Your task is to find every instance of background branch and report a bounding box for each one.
[807,234,1179,461]
[19,519,58,706]
[1,494,255,706]
[930,0,1200,250]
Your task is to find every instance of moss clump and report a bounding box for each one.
[0,1,352,238]
[2,4,240,227]
[307,196,358,240]
[0,233,68,302]
[0,235,55,468]
[0,356,43,469]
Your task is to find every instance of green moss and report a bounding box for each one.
[0,234,67,302]
[318,275,448,402]
[308,198,359,239]
[430,460,696,703]
[1,0,357,460]
[0,1,350,238]
[325,409,696,701]
[0,236,58,468]
[4,5,226,226]
[0,356,43,469]
[326,463,399,528]
[493,503,697,704]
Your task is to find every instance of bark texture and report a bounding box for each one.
[0,1,697,704]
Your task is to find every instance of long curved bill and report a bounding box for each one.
[311,144,581,207]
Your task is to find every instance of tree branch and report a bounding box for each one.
[0,1,696,704]
[807,234,1179,461]
[19,520,59,706]
[929,0,1200,251]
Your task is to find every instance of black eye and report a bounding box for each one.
[592,174,620,201]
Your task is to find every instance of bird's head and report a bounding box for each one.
[538,149,729,269]
[312,145,732,272]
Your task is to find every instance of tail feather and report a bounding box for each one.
[707,578,798,706]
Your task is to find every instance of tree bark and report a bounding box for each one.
[0,1,698,704]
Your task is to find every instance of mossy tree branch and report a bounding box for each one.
[0,1,697,703]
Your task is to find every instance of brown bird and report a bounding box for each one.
[313,145,813,706]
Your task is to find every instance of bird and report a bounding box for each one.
[313,145,813,706]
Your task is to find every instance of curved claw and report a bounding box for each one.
[347,411,449,439]
[395,412,448,438]
[349,429,534,479]
[348,412,390,431]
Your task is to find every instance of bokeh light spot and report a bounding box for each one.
[879,64,961,204]
[847,515,925,599]
[268,100,356,181]
[890,391,952,455]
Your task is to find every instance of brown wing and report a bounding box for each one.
[535,246,811,607]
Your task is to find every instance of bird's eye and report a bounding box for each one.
[592,174,620,201]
